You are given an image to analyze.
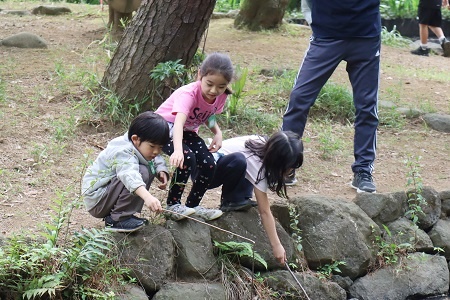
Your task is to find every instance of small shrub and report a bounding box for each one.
[381,26,411,48]
[310,81,355,123]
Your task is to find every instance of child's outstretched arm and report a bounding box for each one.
[254,187,286,264]
[171,113,187,169]
[134,185,162,212]
[208,122,223,153]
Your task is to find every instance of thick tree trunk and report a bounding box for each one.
[101,0,216,110]
[234,0,288,31]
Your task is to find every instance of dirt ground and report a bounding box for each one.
[0,3,449,237]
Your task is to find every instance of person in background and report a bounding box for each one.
[283,0,381,193]
[155,52,234,221]
[411,0,450,56]
[81,112,169,232]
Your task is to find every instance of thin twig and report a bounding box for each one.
[285,261,311,300]
[162,208,255,244]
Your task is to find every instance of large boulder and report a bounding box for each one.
[166,217,220,280]
[291,195,379,279]
[112,224,175,293]
[31,6,71,15]
[354,192,406,226]
[385,217,433,252]
[349,253,449,300]
[405,186,441,230]
[153,282,226,300]
[210,208,295,271]
[428,219,450,259]
[0,32,48,49]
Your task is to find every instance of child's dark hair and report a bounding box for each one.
[128,111,170,145]
[199,52,234,83]
[245,131,303,198]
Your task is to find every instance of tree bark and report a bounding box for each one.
[234,0,289,31]
[101,0,216,110]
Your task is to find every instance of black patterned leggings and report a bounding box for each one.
[163,131,216,208]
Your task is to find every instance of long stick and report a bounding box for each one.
[285,261,311,300]
[162,208,255,244]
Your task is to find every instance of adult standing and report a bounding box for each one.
[411,0,450,57]
[282,0,381,193]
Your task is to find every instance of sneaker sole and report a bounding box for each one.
[350,183,376,194]
[105,223,145,233]
[220,203,253,212]
[194,210,224,221]
[167,208,196,221]
[284,180,298,186]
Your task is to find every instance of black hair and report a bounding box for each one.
[128,111,170,145]
[199,52,234,83]
[245,131,303,198]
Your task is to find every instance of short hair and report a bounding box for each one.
[128,111,170,145]
[199,52,234,83]
[245,131,303,198]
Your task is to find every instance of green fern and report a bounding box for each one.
[214,240,267,269]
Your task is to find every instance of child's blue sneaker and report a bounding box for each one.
[104,215,145,233]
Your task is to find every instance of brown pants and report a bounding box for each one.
[88,164,155,222]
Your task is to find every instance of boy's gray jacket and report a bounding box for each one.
[81,133,168,211]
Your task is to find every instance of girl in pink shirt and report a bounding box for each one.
[155,52,234,221]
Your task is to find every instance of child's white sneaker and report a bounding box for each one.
[193,206,223,221]
[166,204,196,221]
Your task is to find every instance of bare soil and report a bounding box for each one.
[0,3,449,237]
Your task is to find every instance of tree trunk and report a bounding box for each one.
[234,0,288,31]
[101,0,216,110]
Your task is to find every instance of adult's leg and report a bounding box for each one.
[282,38,345,137]
[182,131,216,208]
[89,164,155,221]
[345,37,380,174]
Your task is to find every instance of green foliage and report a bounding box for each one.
[150,59,187,90]
[371,224,413,267]
[81,87,147,128]
[50,114,77,142]
[224,66,248,120]
[404,155,426,225]
[317,260,346,279]
[381,26,411,48]
[380,0,419,19]
[0,75,6,104]
[310,82,355,123]
[215,0,241,12]
[378,106,407,129]
[312,121,344,160]
[0,191,133,299]
[214,240,268,269]
[288,205,303,252]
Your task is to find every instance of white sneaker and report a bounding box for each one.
[193,206,223,221]
[166,204,196,221]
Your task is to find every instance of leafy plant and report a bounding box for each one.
[370,224,413,268]
[224,65,248,121]
[0,191,134,299]
[288,205,303,252]
[381,26,411,48]
[214,240,267,269]
[150,59,188,92]
[404,155,426,225]
[317,260,346,279]
[310,81,355,123]
[214,0,241,12]
[380,0,419,19]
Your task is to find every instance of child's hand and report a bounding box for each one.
[144,195,162,213]
[170,150,185,169]
[208,135,222,153]
[157,171,168,190]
